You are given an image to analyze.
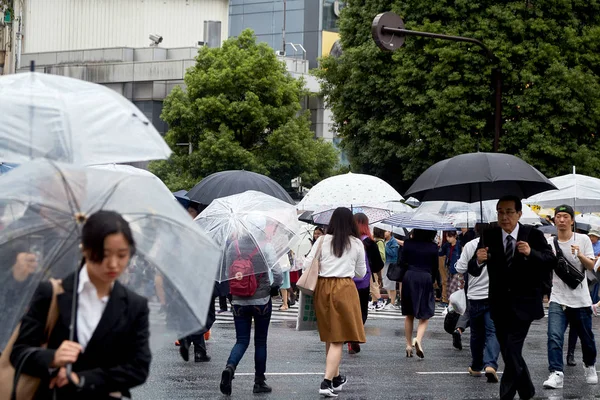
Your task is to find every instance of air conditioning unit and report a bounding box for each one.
[275,50,285,56]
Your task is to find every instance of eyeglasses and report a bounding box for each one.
[497,210,517,217]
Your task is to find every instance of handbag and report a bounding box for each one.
[553,237,585,290]
[0,278,63,400]
[386,262,406,282]
[297,238,324,296]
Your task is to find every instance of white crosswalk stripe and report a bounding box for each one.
[148,300,456,326]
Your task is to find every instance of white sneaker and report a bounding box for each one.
[384,303,399,310]
[585,365,598,384]
[543,371,564,389]
[375,301,385,311]
[368,303,376,311]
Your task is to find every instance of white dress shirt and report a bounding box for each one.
[501,224,520,254]
[77,266,110,350]
[304,235,366,279]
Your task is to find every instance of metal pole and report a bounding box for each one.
[282,0,286,55]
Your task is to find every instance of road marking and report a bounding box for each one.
[416,371,503,375]
[235,372,323,376]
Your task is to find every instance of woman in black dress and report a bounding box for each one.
[400,229,438,359]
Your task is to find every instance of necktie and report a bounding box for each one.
[505,235,514,267]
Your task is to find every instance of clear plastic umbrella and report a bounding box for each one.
[311,205,392,225]
[195,191,299,282]
[525,169,600,213]
[0,72,172,165]
[0,159,220,351]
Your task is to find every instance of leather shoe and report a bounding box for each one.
[567,352,576,366]
[194,351,211,362]
[253,382,272,393]
[179,338,190,362]
[220,365,235,395]
[452,329,463,350]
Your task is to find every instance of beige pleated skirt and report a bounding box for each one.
[313,277,366,343]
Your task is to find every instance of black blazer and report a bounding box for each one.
[468,224,556,322]
[10,273,151,399]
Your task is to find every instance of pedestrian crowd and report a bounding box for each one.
[4,193,600,400]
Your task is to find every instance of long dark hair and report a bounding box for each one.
[411,229,437,243]
[326,208,359,257]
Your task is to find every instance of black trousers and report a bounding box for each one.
[494,315,535,400]
[357,287,370,325]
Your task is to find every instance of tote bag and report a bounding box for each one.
[0,279,63,400]
[297,238,324,296]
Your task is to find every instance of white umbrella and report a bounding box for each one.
[297,172,402,211]
[383,200,415,214]
[195,191,299,282]
[525,168,600,212]
[416,200,542,227]
[89,164,174,199]
[0,72,172,165]
[576,214,600,231]
[0,159,221,350]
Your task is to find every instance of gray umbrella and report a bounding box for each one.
[405,152,557,202]
[187,170,295,206]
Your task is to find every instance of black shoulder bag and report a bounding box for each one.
[553,236,585,290]
[387,245,407,282]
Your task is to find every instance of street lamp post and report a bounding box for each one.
[371,12,502,152]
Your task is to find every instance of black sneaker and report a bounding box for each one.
[194,351,211,362]
[452,329,463,350]
[319,380,338,398]
[220,365,235,396]
[253,381,272,393]
[567,352,576,366]
[332,375,347,393]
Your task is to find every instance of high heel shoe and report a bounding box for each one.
[413,338,424,359]
[405,345,413,358]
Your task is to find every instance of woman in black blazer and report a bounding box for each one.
[10,210,151,399]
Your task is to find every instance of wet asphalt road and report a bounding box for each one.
[133,303,600,399]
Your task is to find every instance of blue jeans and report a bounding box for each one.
[547,301,596,372]
[469,299,500,370]
[226,300,272,382]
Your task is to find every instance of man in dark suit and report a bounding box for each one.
[469,195,556,400]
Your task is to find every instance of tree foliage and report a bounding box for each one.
[316,0,600,192]
[151,29,338,192]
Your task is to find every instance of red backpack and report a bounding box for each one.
[229,241,260,297]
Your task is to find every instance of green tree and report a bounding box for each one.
[151,29,338,192]
[316,0,600,192]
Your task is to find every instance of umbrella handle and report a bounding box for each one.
[66,260,84,388]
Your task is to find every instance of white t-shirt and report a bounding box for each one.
[547,233,595,308]
[304,235,366,279]
[455,237,490,301]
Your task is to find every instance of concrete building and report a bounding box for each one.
[1,0,344,162]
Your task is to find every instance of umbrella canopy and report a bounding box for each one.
[195,191,299,282]
[89,163,173,198]
[0,159,221,350]
[525,172,600,212]
[415,200,542,227]
[311,205,392,226]
[405,152,556,202]
[297,172,403,211]
[576,214,600,231]
[0,162,16,175]
[0,72,172,165]
[370,222,408,237]
[382,212,455,231]
[187,170,294,206]
[173,190,191,208]
[383,200,415,214]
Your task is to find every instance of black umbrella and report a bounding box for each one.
[187,170,294,206]
[405,152,556,202]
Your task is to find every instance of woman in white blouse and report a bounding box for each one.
[304,207,366,397]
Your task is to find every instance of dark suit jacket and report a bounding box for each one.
[11,273,151,399]
[468,223,556,322]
